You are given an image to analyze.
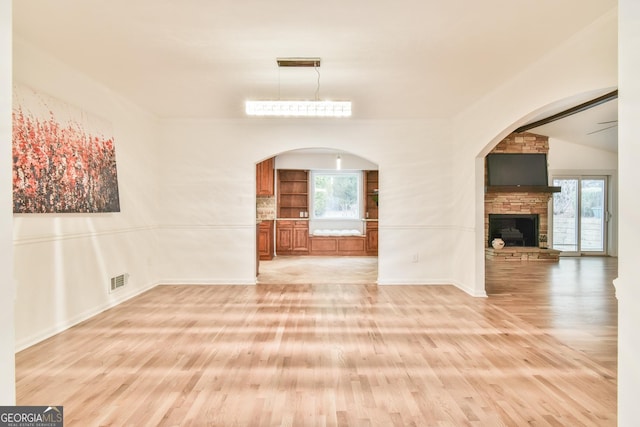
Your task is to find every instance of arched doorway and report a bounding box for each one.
[255,148,380,284]
[478,90,618,370]
[475,87,617,292]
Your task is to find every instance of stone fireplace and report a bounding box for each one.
[484,190,551,248]
[484,132,560,261]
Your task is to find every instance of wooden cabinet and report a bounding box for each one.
[278,170,308,219]
[292,225,309,253]
[276,224,293,253]
[365,170,379,219]
[366,221,378,255]
[256,157,275,196]
[276,220,309,255]
[258,220,274,260]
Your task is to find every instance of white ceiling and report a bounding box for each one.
[527,98,618,153]
[13,0,617,123]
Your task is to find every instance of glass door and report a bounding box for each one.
[552,176,607,255]
[580,178,606,253]
[552,178,579,254]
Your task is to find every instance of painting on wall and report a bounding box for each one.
[12,84,120,213]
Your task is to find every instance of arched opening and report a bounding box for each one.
[255,148,380,284]
[477,89,618,369]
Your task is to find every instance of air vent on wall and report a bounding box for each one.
[110,274,128,293]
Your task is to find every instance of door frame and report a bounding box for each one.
[551,173,612,256]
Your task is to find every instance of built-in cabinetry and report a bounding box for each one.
[276,220,309,255]
[258,220,274,260]
[365,170,379,220]
[278,169,309,219]
[256,157,275,196]
[274,168,379,256]
[256,158,275,266]
[364,170,379,255]
[366,221,378,254]
[276,169,310,255]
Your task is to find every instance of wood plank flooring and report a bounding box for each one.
[258,256,378,285]
[16,258,617,426]
[485,256,618,372]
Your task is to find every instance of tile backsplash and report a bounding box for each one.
[256,196,276,220]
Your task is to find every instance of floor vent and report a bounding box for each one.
[110,274,128,293]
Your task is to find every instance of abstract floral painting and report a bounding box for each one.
[12,84,120,213]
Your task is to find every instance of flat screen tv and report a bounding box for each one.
[486,153,548,186]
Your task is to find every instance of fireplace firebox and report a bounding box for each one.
[488,214,539,247]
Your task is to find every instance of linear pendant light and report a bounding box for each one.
[246,58,352,118]
[246,100,351,117]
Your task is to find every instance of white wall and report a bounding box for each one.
[158,118,455,286]
[617,0,640,423]
[450,9,618,296]
[275,151,378,171]
[12,39,161,350]
[548,138,617,171]
[1,0,15,405]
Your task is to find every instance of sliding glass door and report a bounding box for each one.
[552,176,607,255]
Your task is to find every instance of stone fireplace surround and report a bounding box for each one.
[485,191,550,248]
[484,132,560,261]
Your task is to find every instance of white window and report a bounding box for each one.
[311,172,361,219]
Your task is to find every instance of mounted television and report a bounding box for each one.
[486,153,548,186]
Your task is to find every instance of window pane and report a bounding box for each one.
[552,178,578,252]
[313,173,360,219]
[580,179,605,252]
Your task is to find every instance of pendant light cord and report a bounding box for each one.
[314,64,320,101]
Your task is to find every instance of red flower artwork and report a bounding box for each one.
[12,85,120,213]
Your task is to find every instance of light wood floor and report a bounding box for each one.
[485,256,618,374]
[16,257,617,426]
[258,256,378,285]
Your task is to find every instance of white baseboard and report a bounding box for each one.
[451,280,488,297]
[376,278,488,297]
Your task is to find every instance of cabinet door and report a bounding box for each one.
[276,225,293,253]
[292,226,309,253]
[366,222,378,254]
[256,158,275,196]
[258,221,273,260]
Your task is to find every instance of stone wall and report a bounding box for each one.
[485,247,560,261]
[490,132,549,154]
[485,132,552,249]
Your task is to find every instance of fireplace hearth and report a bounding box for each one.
[488,214,539,247]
